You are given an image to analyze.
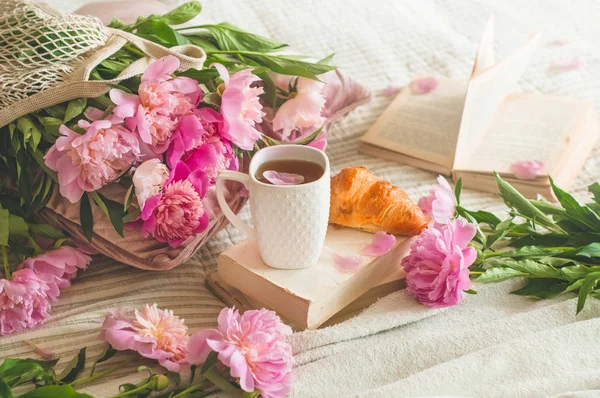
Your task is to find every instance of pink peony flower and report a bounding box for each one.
[100,304,188,372]
[510,160,544,180]
[213,63,265,150]
[0,269,52,335]
[141,162,209,248]
[167,108,238,181]
[272,77,326,140]
[401,219,477,308]
[132,159,170,209]
[418,175,456,225]
[45,119,141,203]
[187,307,293,398]
[110,55,202,154]
[20,246,91,300]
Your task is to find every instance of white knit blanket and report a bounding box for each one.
[4,0,600,396]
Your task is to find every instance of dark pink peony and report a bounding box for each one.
[402,219,477,308]
[141,162,209,248]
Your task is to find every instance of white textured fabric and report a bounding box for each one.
[4,0,600,397]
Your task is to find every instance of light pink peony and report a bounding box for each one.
[45,119,141,203]
[0,269,52,335]
[100,304,188,372]
[510,160,544,180]
[418,175,456,225]
[132,159,170,209]
[213,64,265,150]
[272,77,326,140]
[110,55,202,154]
[402,219,477,308]
[141,162,209,248]
[20,246,91,300]
[167,108,238,181]
[187,307,294,398]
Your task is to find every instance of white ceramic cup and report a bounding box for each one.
[216,145,330,269]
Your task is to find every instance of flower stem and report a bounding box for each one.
[483,251,503,259]
[469,271,484,276]
[70,359,133,388]
[204,367,241,394]
[170,379,211,398]
[28,236,42,254]
[1,246,10,280]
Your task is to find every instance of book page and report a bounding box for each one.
[458,94,588,176]
[360,76,467,169]
[471,16,496,76]
[453,30,541,169]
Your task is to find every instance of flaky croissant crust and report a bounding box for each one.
[329,166,429,236]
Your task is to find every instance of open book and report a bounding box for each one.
[359,17,600,198]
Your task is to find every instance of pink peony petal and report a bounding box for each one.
[24,340,55,360]
[262,170,305,185]
[510,160,544,180]
[332,253,362,272]
[383,84,402,97]
[550,56,582,71]
[360,231,396,256]
[409,76,440,95]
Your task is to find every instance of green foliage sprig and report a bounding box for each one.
[460,173,600,314]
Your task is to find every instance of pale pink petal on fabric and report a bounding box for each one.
[383,84,402,97]
[24,340,55,360]
[262,170,305,185]
[409,76,440,95]
[360,232,396,257]
[332,253,362,272]
[551,56,582,71]
[550,38,572,46]
[510,160,544,180]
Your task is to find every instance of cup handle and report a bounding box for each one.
[216,171,256,239]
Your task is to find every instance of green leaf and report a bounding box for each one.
[90,345,117,376]
[576,272,600,314]
[0,358,57,388]
[530,199,567,217]
[157,1,202,25]
[463,289,477,295]
[485,218,514,249]
[189,364,197,385]
[16,117,42,152]
[0,378,13,398]
[494,172,565,234]
[564,278,584,294]
[186,34,220,52]
[254,68,277,108]
[588,182,600,204]
[137,20,190,46]
[93,194,125,237]
[510,278,569,299]
[490,259,563,279]
[550,176,600,231]
[19,385,94,398]
[57,347,86,383]
[454,177,462,205]
[239,52,335,80]
[29,223,65,239]
[108,17,129,30]
[567,232,600,247]
[496,246,572,259]
[80,194,93,242]
[560,263,593,282]
[123,184,135,212]
[511,233,569,248]
[317,53,335,65]
[203,23,288,52]
[576,242,600,259]
[476,267,528,283]
[64,98,87,123]
[8,214,28,240]
[176,67,220,84]
[0,208,8,246]
[458,208,501,228]
[200,351,219,374]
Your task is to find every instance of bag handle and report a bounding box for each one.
[0,28,207,128]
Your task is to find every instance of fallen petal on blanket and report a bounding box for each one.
[332,252,363,271]
[550,56,583,71]
[409,76,440,95]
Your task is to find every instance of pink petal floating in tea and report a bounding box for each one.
[383,84,402,97]
[409,76,440,95]
[360,231,396,257]
[510,160,544,180]
[263,170,305,185]
[550,56,582,71]
[332,253,362,272]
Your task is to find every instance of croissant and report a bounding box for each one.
[329,166,429,236]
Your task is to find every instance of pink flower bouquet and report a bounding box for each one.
[0,1,370,274]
